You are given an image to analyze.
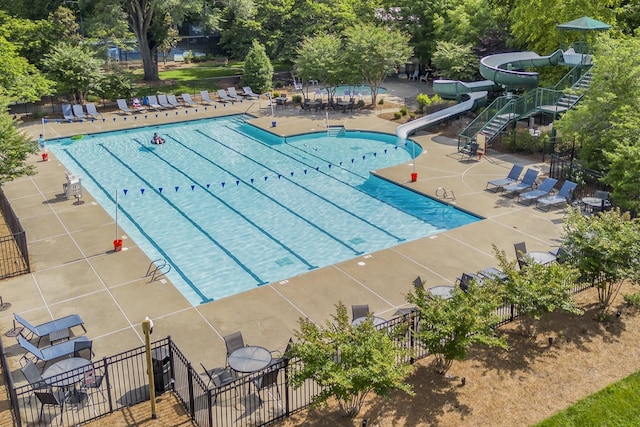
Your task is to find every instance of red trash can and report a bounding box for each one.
[41,153,49,161]
[411,172,418,182]
[113,239,123,252]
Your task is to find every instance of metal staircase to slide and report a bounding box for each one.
[457,65,592,148]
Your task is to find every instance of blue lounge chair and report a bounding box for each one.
[501,169,539,198]
[486,164,524,192]
[61,104,75,122]
[14,313,86,346]
[536,180,578,211]
[518,177,558,205]
[18,335,90,368]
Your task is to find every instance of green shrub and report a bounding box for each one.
[272,91,281,98]
[393,111,402,119]
[624,292,640,308]
[357,99,365,108]
[183,50,194,64]
[378,98,385,105]
[292,94,302,104]
[409,112,416,119]
[400,106,408,116]
[416,93,432,113]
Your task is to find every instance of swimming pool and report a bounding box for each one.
[48,116,480,305]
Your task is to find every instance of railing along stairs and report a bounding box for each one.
[457,64,593,149]
[145,258,171,283]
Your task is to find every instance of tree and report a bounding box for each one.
[294,34,344,102]
[507,0,618,54]
[0,35,52,103]
[343,24,413,105]
[43,43,104,104]
[243,40,273,94]
[289,302,414,418]
[407,277,507,374]
[554,36,640,209]
[121,0,222,81]
[0,97,38,184]
[431,41,480,82]
[562,208,640,314]
[492,245,582,335]
[602,140,640,213]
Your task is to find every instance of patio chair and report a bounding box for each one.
[34,389,66,424]
[593,190,612,212]
[227,87,242,101]
[223,331,246,358]
[80,367,106,411]
[253,368,283,412]
[73,340,93,360]
[458,142,479,161]
[61,104,75,121]
[21,360,48,404]
[18,334,90,368]
[408,69,419,81]
[517,177,558,205]
[501,169,539,198]
[181,93,198,106]
[117,99,134,114]
[72,104,87,120]
[351,304,370,322]
[457,273,482,292]
[157,94,174,108]
[514,242,528,269]
[200,363,236,389]
[200,90,215,105]
[166,94,182,108]
[292,80,303,92]
[413,276,425,290]
[216,89,234,103]
[146,95,165,110]
[85,102,102,118]
[536,180,578,211]
[13,313,86,346]
[486,164,524,192]
[242,86,260,99]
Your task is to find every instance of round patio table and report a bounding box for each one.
[43,357,92,404]
[526,251,557,266]
[428,285,455,300]
[352,316,386,327]
[228,346,272,373]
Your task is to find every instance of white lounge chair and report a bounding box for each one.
[61,104,75,121]
[157,94,174,108]
[216,89,234,103]
[181,93,197,106]
[85,102,102,118]
[227,87,241,101]
[200,90,215,105]
[146,95,165,110]
[72,104,87,120]
[167,94,182,108]
[117,99,133,114]
[242,87,260,99]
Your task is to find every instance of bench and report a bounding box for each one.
[214,58,228,66]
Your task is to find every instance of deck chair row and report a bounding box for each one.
[486,164,577,211]
[61,103,102,121]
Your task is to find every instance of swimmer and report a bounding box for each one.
[151,132,165,144]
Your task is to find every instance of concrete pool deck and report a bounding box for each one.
[0,80,567,381]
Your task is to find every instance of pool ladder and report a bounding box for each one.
[145,259,172,283]
[436,187,456,201]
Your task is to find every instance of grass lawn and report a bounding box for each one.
[131,60,291,96]
[534,370,640,426]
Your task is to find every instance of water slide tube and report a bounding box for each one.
[479,49,564,89]
[396,91,487,140]
[432,79,497,99]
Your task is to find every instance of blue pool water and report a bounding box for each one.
[48,116,480,305]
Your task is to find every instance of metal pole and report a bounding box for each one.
[115,189,119,241]
[142,318,157,419]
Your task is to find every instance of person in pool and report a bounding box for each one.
[151,132,165,144]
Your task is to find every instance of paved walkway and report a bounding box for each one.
[0,79,565,390]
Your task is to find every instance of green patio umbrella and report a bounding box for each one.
[556,16,612,31]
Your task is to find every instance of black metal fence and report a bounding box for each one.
[0,187,30,279]
[5,277,594,427]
